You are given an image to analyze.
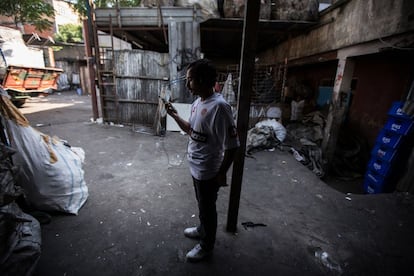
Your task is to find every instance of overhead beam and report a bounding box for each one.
[200,18,315,33]
[95,7,203,27]
[97,26,170,31]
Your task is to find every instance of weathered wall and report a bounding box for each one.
[270,0,319,21]
[54,45,85,61]
[280,51,414,152]
[257,0,414,158]
[54,45,87,90]
[0,26,45,68]
[348,52,414,148]
[98,31,132,50]
[260,0,414,62]
[287,60,337,95]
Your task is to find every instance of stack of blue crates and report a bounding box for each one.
[364,101,414,194]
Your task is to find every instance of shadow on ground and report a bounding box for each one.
[15,91,414,276]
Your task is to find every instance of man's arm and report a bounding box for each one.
[166,102,191,134]
[220,147,238,173]
[217,147,238,186]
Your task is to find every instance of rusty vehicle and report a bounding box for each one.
[0,49,63,107]
[1,65,63,107]
[0,25,64,107]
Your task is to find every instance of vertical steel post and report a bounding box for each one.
[226,0,261,233]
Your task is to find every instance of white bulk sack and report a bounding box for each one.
[0,94,88,215]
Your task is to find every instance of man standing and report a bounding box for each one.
[166,59,240,262]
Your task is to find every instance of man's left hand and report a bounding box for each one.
[216,172,227,187]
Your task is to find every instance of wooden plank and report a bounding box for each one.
[115,75,169,81]
[168,21,182,102]
[321,57,355,168]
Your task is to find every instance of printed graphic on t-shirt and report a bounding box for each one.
[190,128,207,142]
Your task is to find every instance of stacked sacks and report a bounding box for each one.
[0,142,41,276]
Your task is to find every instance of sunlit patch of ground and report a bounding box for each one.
[19,95,85,115]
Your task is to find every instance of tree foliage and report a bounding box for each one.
[0,0,55,32]
[72,0,141,18]
[54,23,83,43]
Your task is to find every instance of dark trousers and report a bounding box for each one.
[192,176,220,251]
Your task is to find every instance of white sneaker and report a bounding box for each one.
[184,227,200,239]
[186,244,212,262]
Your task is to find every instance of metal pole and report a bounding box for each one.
[85,0,99,120]
[226,0,261,233]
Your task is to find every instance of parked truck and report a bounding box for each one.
[0,26,63,107]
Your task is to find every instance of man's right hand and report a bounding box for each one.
[165,102,191,134]
[165,102,178,117]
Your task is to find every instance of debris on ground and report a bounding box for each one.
[241,221,267,230]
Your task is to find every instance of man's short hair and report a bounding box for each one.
[186,59,217,88]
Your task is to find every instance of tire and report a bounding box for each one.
[13,99,26,108]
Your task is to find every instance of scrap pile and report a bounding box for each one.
[285,111,326,177]
[0,134,41,275]
[0,88,89,274]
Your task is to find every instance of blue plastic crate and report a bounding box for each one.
[365,170,386,185]
[371,143,397,163]
[364,170,386,194]
[384,117,414,135]
[363,176,384,194]
[367,158,392,176]
[376,130,403,149]
[388,101,412,120]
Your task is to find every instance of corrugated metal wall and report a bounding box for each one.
[104,49,169,126]
[168,21,201,103]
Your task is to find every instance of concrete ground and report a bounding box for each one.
[15,91,414,275]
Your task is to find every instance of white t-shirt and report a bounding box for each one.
[188,93,240,180]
